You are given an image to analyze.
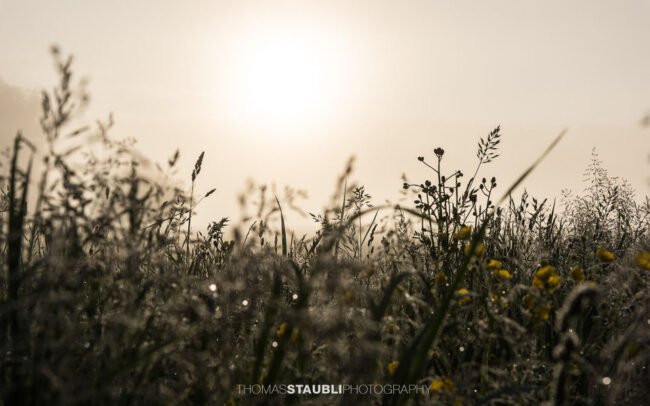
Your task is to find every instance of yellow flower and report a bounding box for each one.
[522,294,535,309]
[486,259,502,270]
[537,304,551,320]
[456,288,471,305]
[597,248,614,263]
[536,265,552,280]
[635,251,650,270]
[454,226,472,241]
[387,361,399,375]
[442,376,454,392]
[494,269,512,280]
[570,265,585,283]
[276,322,288,337]
[430,379,445,391]
[532,265,561,293]
[430,376,454,392]
[492,294,508,308]
[464,242,484,257]
[547,275,561,288]
[436,272,447,284]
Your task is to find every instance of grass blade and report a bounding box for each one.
[275,196,287,257]
[334,180,347,259]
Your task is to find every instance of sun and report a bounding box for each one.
[210,19,344,134]
[241,38,327,121]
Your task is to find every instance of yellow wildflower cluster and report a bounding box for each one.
[494,269,512,280]
[464,242,484,257]
[522,293,552,325]
[486,259,511,280]
[486,259,501,270]
[276,323,300,343]
[456,288,471,305]
[532,265,561,292]
[454,226,472,240]
[635,251,650,270]
[597,248,615,263]
[387,361,399,375]
[569,265,585,283]
[430,376,454,392]
[491,294,508,308]
[536,304,551,320]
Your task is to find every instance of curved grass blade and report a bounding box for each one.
[275,196,287,257]
[372,272,413,321]
[334,180,347,259]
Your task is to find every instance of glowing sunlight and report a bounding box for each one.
[212,19,346,135]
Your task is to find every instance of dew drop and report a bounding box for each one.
[209,283,217,292]
[602,377,611,385]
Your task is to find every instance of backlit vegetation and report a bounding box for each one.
[1,49,649,405]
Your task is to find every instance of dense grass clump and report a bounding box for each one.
[1,49,649,406]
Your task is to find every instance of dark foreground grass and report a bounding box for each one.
[1,49,649,406]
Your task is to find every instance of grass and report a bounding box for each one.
[1,48,649,406]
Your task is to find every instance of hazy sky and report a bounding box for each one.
[1,0,649,231]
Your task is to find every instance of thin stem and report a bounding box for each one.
[186,180,194,266]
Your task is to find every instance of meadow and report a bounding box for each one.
[1,49,649,406]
